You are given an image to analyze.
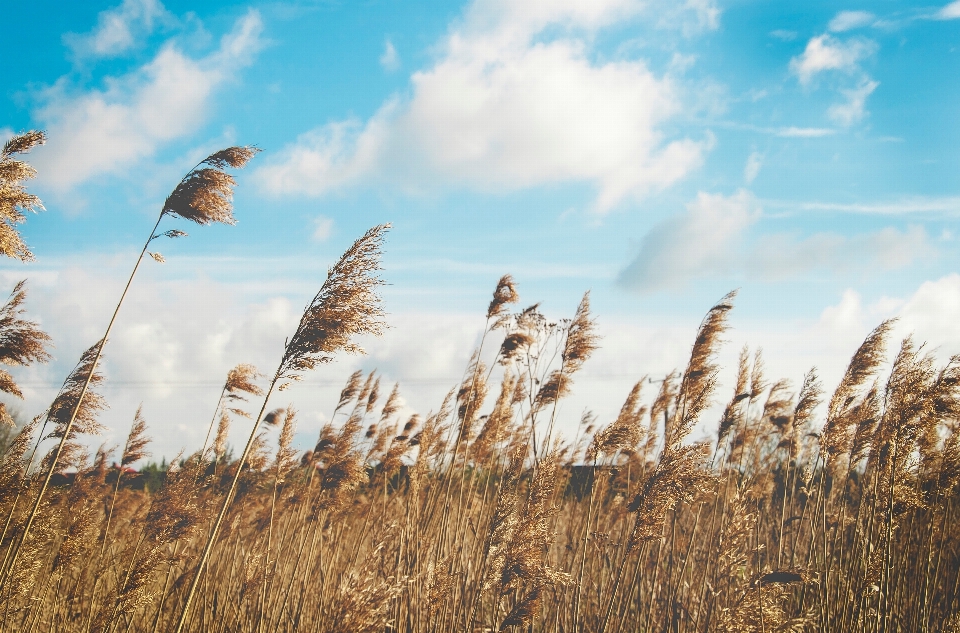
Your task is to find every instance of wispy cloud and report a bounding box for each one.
[777,126,836,137]
[64,0,174,60]
[828,11,876,32]
[312,216,334,242]
[770,29,797,41]
[828,78,879,125]
[380,39,399,71]
[31,10,264,191]
[743,151,762,183]
[764,196,960,216]
[716,122,837,138]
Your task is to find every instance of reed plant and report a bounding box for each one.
[0,132,959,632]
[1,271,959,632]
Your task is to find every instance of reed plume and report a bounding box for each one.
[534,292,599,412]
[821,320,894,462]
[488,274,520,326]
[0,130,45,261]
[101,407,151,556]
[0,280,52,400]
[589,380,646,461]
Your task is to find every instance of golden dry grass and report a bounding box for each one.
[0,131,957,633]
[1,276,959,633]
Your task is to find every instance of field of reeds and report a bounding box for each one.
[1,130,960,633]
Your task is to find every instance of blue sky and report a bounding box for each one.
[4,0,960,459]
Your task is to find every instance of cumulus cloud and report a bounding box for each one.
[619,191,933,292]
[799,275,960,369]
[789,31,879,128]
[828,78,879,125]
[897,274,960,349]
[31,10,263,191]
[64,0,174,59]
[256,0,710,213]
[828,11,875,32]
[789,34,876,85]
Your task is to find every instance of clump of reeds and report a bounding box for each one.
[4,243,960,633]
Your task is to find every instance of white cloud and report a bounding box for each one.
[789,34,876,85]
[6,247,958,462]
[32,10,263,191]
[897,274,960,350]
[380,39,400,71]
[312,216,333,242]
[619,191,933,292]
[64,0,174,59]
[777,126,836,138]
[744,151,762,183]
[766,196,960,215]
[619,190,760,291]
[828,11,876,32]
[828,78,879,126]
[796,274,960,370]
[938,1,960,19]
[256,0,709,213]
[770,30,797,41]
[750,225,931,278]
[255,114,392,197]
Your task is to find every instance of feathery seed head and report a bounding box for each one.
[2,130,46,156]
[273,405,298,480]
[225,363,263,399]
[278,225,390,381]
[337,369,364,412]
[262,407,286,426]
[214,411,230,459]
[561,291,600,374]
[366,376,382,414]
[121,405,151,467]
[821,320,894,458]
[0,131,46,261]
[201,146,260,169]
[487,274,520,320]
[47,340,108,440]
[161,146,259,226]
[402,414,419,433]
[0,281,52,397]
[0,403,12,428]
[380,382,402,421]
